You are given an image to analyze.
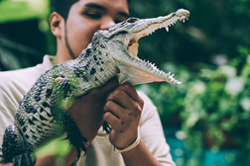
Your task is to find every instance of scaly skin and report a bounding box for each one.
[2,9,190,166]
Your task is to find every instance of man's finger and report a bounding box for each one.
[103,112,121,131]
[103,100,126,119]
[106,90,141,116]
[116,83,141,102]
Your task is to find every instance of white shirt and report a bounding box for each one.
[0,55,175,166]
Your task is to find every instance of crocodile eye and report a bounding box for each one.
[126,17,139,23]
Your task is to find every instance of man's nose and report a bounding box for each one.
[100,17,116,30]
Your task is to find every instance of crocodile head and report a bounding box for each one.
[96,9,190,85]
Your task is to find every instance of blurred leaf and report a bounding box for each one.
[0,47,21,70]
[35,137,72,165]
[0,0,50,23]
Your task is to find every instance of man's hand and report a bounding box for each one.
[67,76,119,146]
[103,83,144,149]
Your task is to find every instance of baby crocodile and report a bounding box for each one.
[2,9,189,166]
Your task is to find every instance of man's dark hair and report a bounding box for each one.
[53,0,79,21]
[53,0,131,21]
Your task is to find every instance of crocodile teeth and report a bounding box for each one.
[165,26,169,32]
[160,23,163,28]
[124,37,129,46]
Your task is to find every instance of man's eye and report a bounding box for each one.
[84,12,102,19]
[114,20,124,24]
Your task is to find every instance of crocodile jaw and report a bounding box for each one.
[125,9,190,55]
[131,9,189,42]
[112,9,189,85]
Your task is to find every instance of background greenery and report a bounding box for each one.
[0,0,250,165]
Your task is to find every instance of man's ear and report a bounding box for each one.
[50,12,64,38]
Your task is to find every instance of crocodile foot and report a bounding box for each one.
[63,111,88,160]
[64,129,88,160]
[12,150,36,166]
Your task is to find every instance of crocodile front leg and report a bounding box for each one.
[54,77,89,159]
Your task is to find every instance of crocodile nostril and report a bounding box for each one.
[128,39,136,46]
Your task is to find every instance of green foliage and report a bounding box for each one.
[137,46,250,164]
[35,137,72,166]
[0,0,55,71]
[0,0,50,23]
[181,46,250,164]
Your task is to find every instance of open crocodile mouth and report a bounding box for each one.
[126,10,189,58]
[114,9,190,85]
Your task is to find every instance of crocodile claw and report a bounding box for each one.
[102,121,111,134]
[64,131,88,160]
[63,112,88,160]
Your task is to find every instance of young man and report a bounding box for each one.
[0,0,176,165]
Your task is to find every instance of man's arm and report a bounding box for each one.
[103,83,172,166]
[122,139,163,166]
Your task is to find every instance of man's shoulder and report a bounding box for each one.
[137,90,150,101]
[0,55,54,91]
[0,66,39,87]
[0,65,38,76]
[0,55,53,82]
[136,90,160,125]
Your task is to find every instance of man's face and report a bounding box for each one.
[63,0,129,59]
